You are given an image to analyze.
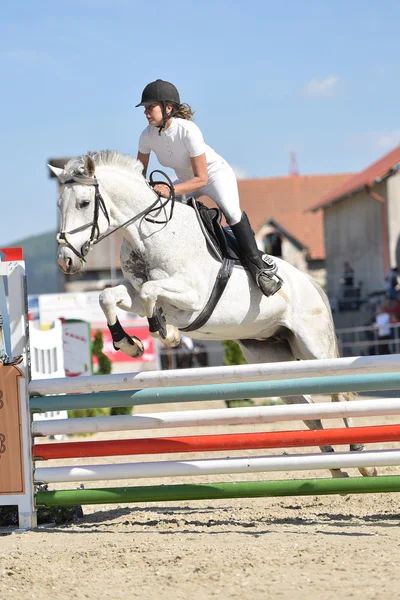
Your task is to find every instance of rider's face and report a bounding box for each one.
[144,103,163,126]
[144,103,172,127]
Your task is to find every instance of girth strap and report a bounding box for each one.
[180,257,234,333]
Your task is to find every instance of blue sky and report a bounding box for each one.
[1,0,400,244]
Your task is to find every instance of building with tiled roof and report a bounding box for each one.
[311,146,400,302]
[238,173,352,261]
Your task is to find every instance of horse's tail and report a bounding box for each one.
[306,275,356,403]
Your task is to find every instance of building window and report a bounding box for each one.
[264,232,282,257]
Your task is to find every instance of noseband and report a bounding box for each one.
[57,171,175,262]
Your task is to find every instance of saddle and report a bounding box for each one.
[187,198,264,264]
[187,198,240,262]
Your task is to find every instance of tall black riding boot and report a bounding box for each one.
[230,212,283,297]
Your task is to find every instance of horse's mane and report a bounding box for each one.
[64,150,144,181]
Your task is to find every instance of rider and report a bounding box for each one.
[136,79,282,296]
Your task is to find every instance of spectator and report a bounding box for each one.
[341,262,355,288]
[384,295,400,322]
[385,266,399,299]
[374,305,392,354]
[339,261,356,310]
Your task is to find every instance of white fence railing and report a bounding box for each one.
[337,322,400,357]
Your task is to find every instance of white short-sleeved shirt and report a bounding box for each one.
[138,118,225,182]
[375,312,391,337]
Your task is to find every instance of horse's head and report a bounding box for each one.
[49,154,111,275]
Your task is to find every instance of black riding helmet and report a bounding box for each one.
[136,79,180,133]
[135,79,180,107]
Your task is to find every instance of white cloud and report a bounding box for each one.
[232,166,246,180]
[302,76,339,98]
[346,131,400,152]
[376,132,400,149]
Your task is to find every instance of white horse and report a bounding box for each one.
[50,150,376,479]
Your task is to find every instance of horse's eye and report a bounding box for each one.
[80,200,90,209]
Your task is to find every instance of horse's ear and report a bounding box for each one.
[47,165,66,180]
[84,155,96,177]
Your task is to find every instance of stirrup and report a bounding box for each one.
[256,269,283,296]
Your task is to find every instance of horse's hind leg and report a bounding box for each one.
[278,393,349,480]
[331,392,378,478]
[331,392,360,450]
[289,328,378,478]
[238,339,348,479]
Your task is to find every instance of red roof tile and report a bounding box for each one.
[201,173,352,260]
[310,146,400,212]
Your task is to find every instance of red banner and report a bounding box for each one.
[92,326,156,363]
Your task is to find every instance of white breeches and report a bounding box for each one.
[190,165,242,226]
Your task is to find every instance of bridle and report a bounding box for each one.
[56,170,176,262]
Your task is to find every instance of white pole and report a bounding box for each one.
[34,448,400,484]
[29,353,400,396]
[31,397,400,437]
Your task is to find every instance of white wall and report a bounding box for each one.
[324,182,387,297]
[387,172,400,269]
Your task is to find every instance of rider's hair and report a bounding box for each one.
[169,102,194,121]
[158,101,195,134]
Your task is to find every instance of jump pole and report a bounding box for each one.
[33,423,400,460]
[36,475,400,507]
[29,353,400,396]
[30,371,400,412]
[31,397,400,437]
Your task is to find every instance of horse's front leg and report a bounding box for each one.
[99,281,145,358]
[140,275,201,348]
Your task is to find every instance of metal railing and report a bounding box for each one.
[337,321,400,357]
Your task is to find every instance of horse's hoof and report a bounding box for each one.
[329,469,350,495]
[114,335,144,358]
[167,325,181,348]
[154,325,181,348]
[350,443,364,452]
[330,469,349,479]
[359,467,378,478]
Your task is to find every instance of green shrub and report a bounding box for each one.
[67,407,110,419]
[222,340,246,367]
[92,330,112,376]
[222,340,254,407]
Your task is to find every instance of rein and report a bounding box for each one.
[57,170,176,262]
